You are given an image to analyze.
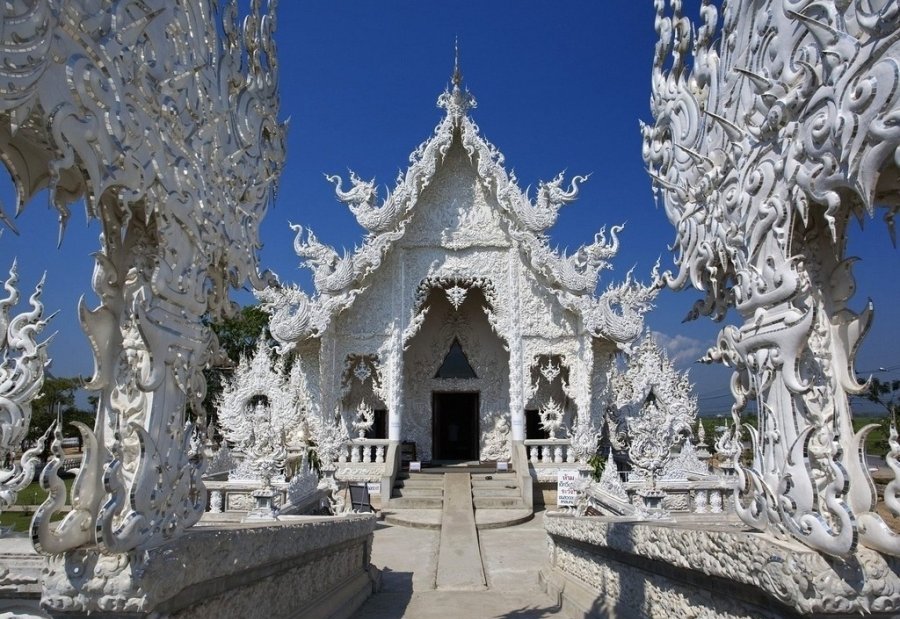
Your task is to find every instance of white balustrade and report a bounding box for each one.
[524,439,573,465]
[346,439,392,464]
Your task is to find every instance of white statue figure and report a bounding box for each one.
[643,0,900,556]
[609,334,697,489]
[0,262,54,521]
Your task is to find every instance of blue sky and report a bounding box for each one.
[0,2,896,415]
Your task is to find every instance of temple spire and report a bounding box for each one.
[452,36,462,88]
[437,37,476,122]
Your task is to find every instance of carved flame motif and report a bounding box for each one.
[644,0,900,556]
[0,262,54,517]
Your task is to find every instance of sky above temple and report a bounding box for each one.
[0,2,897,415]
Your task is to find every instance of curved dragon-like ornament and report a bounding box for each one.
[643,0,900,556]
[0,262,54,520]
[0,0,285,575]
[498,172,589,233]
[327,172,403,234]
[579,264,660,349]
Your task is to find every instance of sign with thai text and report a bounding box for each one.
[557,469,579,507]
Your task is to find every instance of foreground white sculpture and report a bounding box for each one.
[0,0,284,612]
[0,262,53,520]
[643,0,900,557]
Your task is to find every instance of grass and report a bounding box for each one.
[698,414,895,458]
[0,477,74,532]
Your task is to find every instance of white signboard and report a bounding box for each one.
[366,482,380,495]
[410,461,422,472]
[557,469,579,507]
[496,461,509,471]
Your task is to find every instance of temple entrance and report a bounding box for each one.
[432,392,479,461]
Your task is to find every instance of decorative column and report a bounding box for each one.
[509,252,525,442]
[0,0,285,611]
[388,321,403,442]
[644,0,900,557]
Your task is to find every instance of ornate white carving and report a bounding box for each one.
[643,0,900,557]
[218,337,305,455]
[0,263,53,519]
[262,72,656,351]
[660,440,710,481]
[609,334,697,486]
[546,513,900,616]
[351,401,375,439]
[538,398,565,440]
[0,0,285,559]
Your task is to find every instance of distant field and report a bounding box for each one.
[0,478,73,532]
[699,414,894,458]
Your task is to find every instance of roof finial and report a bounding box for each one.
[437,37,476,121]
[452,36,462,88]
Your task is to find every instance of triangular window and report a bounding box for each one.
[435,338,477,379]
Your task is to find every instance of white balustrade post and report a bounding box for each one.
[694,490,708,514]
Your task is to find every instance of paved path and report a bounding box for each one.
[353,509,563,618]
[435,473,485,590]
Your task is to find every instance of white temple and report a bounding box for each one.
[259,60,658,469]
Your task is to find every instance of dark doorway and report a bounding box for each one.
[432,392,479,461]
[525,409,550,440]
[365,409,387,439]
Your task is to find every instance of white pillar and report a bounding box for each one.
[388,326,403,442]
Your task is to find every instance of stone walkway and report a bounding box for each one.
[353,509,563,618]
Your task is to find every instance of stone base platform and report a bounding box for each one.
[541,511,900,618]
[38,514,379,618]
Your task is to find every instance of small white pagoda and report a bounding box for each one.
[259,59,658,470]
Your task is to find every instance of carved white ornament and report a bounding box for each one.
[0,262,53,519]
[261,77,659,355]
[643,0,900,557]
[0,0,285,564]
[609,334,697,486]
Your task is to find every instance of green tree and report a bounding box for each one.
[27,375,93,447]
[864,377,900,417]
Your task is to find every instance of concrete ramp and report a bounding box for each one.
[435,473,486,590]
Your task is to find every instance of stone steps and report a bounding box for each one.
[474,496,526,509]
[392,487,443,498]
[387,496,444,509]
[385,465,529,528]
[471,473,517,482]
[394,478,444,489]
[472,487,521,498]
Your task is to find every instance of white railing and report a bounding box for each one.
[524,438,574,464]
[340,439,391,464]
